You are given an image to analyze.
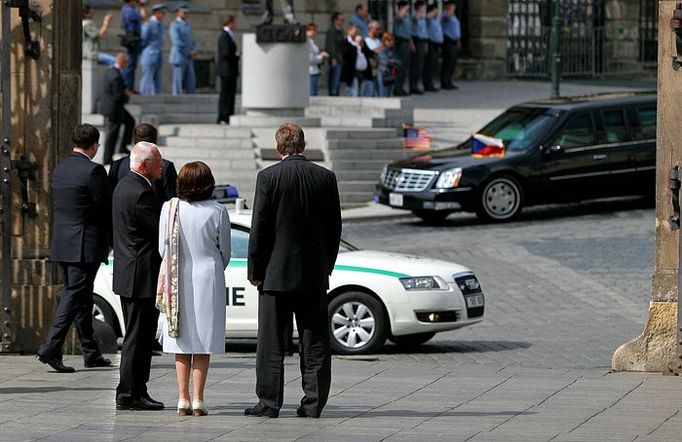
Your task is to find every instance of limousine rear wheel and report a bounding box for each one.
[477,176,524,222]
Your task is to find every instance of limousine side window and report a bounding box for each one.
[551,113,595,149]
[602,110,628,143]
[632,107,656,141]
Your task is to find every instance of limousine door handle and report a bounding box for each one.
[593,154,607,160]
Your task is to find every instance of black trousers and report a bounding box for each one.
[424,41,441,90]
[103,110,134,165]
[394,38,411,95]
[410,39,427,92]
[38,262,102,362]
[217,75,237,124]
[256,290,331,417]
[116,296,159,403]
[441,38,459,88]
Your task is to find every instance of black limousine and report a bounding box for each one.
[375,93,656,222]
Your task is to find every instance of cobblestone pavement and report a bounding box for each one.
[342,198,655,369]
[4,200,682,442]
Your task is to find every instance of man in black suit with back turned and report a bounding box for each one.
[112,141,165,411]
[216,15,239,124]
[37,124,112,373]
[108,123,177,202]
[245,123,342,419]
[101,52,135,165]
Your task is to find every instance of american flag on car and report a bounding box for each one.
[403,126,432,150]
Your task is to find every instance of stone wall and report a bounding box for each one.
[1,1,81,352]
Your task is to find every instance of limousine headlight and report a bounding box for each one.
[435,168,463,189]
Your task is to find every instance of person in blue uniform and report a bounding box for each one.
[424,3,443,92]
[410,0,428,95]
[169,5,197,95]
[140,4,166,95]
[441,1,461,90]
[121,0,147,91]
[392,1,413,96]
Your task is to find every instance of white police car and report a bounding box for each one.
[92,210,485,355]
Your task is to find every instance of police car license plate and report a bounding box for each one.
[465,294,484,308]
[389,193,403,207]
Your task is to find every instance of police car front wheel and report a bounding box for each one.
[328,291,388,355]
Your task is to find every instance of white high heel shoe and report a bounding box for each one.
[177,399,191,416]
[192,399,208,416]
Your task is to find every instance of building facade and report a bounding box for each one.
[92,0,654,95]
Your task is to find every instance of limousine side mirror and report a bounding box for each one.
[543,144,564,155]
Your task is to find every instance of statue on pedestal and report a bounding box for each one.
[261,0,298,25]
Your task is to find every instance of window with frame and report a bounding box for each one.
[551,113,595,148]
[633,107,656,140]
[230,226,249,259]
[602,110,628,143]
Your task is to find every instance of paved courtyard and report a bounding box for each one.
[4,198,682,441]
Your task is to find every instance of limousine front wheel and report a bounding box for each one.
[477,176,523,222]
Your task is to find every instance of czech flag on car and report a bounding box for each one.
[470,133,505,158]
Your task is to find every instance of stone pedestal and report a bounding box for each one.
[241,33,309,111]
[612,1,678,372]
[81,58,106,115]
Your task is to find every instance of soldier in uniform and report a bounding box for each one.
[169,5,197,95]
[140,4,166,95]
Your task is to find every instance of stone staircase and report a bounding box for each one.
[82,94,415,208]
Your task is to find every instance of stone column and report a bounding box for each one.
[603,0,641,74]
[1,1,81,352]
[466,0,507,80]
[612,0,678,372]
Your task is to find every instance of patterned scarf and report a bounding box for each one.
[156,197,180,337]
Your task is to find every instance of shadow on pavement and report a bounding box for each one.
[407,196,653,228]
[0,386,108,394]
[379,340,531,355]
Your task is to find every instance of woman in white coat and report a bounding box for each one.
[158,161,231,416]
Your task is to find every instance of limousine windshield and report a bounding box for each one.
[434,107,559,156]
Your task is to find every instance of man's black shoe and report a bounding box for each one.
[244,403,279,418]
[116,397,164,411]
[84,356,112,368]
[36,354,75,373]
[296,406,319,418]
[141,393,164,407]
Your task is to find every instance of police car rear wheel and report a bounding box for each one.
[328,291,388,355]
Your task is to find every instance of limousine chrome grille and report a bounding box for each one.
[382,168,437,192]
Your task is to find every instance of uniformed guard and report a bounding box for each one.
[393,1,412,96]
[410,0,428,95]
[140,4,166,95]
[169,4,197,95]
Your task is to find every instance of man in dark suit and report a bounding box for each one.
[100,52,135,165]
[245,123,342,419]
[112,141,164,411]
[37,124,113,373]
[108,123,177,202]
[216,15,239,124]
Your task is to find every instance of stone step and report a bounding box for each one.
[327,138,405,149]
[162,147,256,161]
[334,170,383,181]
[130,94,220,106]
[171,157,257,172]
[339,191,375,204]
[326,149,407,161]
[309,96,408,109]
[82,113,104,126]
[338,181,380,192]
[131,103,220,115]
[306,107,412,118]
[151,113,219,124]
[331,159,390,171]
[161,136,253,149]
[158,125,252,138]
[326,128,398,139]
[229,115,321,128]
